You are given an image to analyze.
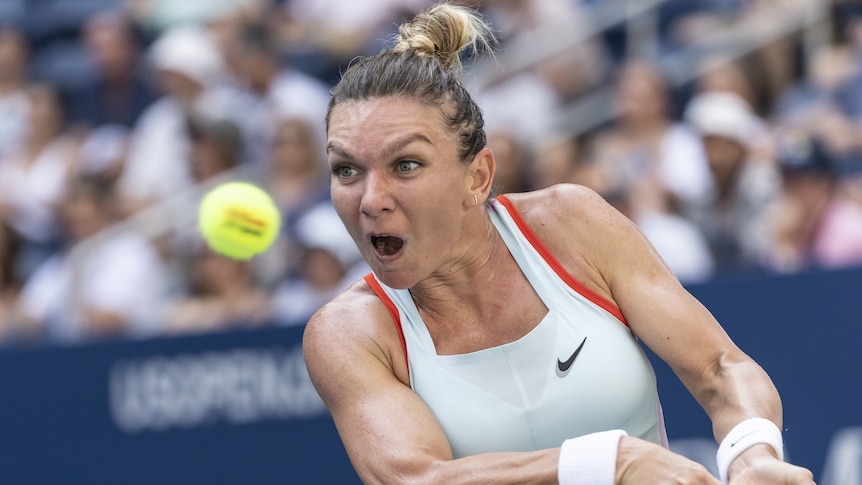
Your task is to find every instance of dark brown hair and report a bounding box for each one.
[326,3,494,162]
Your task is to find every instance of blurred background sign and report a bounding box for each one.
[0,325,360,485]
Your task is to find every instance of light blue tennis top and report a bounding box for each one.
[365,195,667,458]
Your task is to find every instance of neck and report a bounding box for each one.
[415,208,496,283]
[410,210,548,355]
[409,212,513,333]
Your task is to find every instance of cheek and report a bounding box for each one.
[330,183,355,216]
[413,189,463,239]
[331,187,364,239]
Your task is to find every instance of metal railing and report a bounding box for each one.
[552,1,830,135]
[466,0,676,91]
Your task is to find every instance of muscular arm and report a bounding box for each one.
[520,185,782,439]
[303,285,559,485]
[517,185,790,480]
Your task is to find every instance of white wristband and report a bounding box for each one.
[716,418,784,484]
[558,429,627,485]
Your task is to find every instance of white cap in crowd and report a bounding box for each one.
[684,91,760,146]
[294,203,363,268]
[149,24,224,87]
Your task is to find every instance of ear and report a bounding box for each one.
[465,147,495,207]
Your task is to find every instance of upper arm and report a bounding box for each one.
[515,185,745,388]
[534,185,783,439]
[302,287,454,484]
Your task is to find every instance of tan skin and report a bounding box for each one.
[304,96,815,484]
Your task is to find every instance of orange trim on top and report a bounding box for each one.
[495,195,629,327]
[364,273,410,378]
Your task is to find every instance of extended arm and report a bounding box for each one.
[304,284,716,485]
[528,184,813,484]
[303,287,560,485]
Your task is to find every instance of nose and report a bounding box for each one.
[359,171,394,217]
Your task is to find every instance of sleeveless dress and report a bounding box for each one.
[365,195,668,458]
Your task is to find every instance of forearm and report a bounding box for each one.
[690,352,783,442]
[433,449,559,485]
[357,448,560,485]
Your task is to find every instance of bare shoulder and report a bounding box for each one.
[504,183,621,230]
[304,278,382,346]
[303,278,409,394]
[304,278,391,360]
[501,184,660,301]
[503,184,638,262]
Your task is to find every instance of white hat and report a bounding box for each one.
[684,91,759,146]
[149,25,224,87]
[294,203,362,267]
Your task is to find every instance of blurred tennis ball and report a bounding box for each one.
[198,182,281,260]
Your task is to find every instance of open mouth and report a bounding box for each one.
[370,235,404,256]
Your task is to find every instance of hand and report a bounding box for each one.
[615,436,721,485]
[728,444,816,485]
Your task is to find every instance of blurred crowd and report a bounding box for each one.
[0,0,860,347]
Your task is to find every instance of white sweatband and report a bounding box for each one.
[558,429,627,485]
[716,418,784,484]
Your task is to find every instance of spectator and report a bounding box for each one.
[818,9,862,121]
[475,71,560,152]
[186,115,243,183]
[65,10,157,129]
[0,222,23,342]
[15,174,171,344]
[0,25,30,160]
[529,131,603,191]
[265,118,329,221]
[772,44,859,157]
[694,55,760,113]
[0,83,78,282]
[682,90,780,273]
[589,59,712,208]
[257,117,332,286]
[605,182,716,285]
[154,114,246,289]
[116,24,233,212]
[271,202,367,326]
[221,21,332,167]
[764,130,862,272]
[165,242,272,335]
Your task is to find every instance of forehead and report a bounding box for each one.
[327,97,453,149]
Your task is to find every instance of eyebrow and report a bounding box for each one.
[327,133,434,161]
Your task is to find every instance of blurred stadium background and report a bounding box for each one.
[0,0,860,483]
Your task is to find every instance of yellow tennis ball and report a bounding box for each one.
[198,182,281,260]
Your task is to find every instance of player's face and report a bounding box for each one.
[327,96,474,289]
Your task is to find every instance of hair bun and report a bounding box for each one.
[394,3,494,70]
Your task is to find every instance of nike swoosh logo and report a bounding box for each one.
[730,430,758,448]
[556,337,587,378]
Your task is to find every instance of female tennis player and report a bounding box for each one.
[303,3,816,484]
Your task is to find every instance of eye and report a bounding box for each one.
[332,165,358,179]
[397,160,420,173]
